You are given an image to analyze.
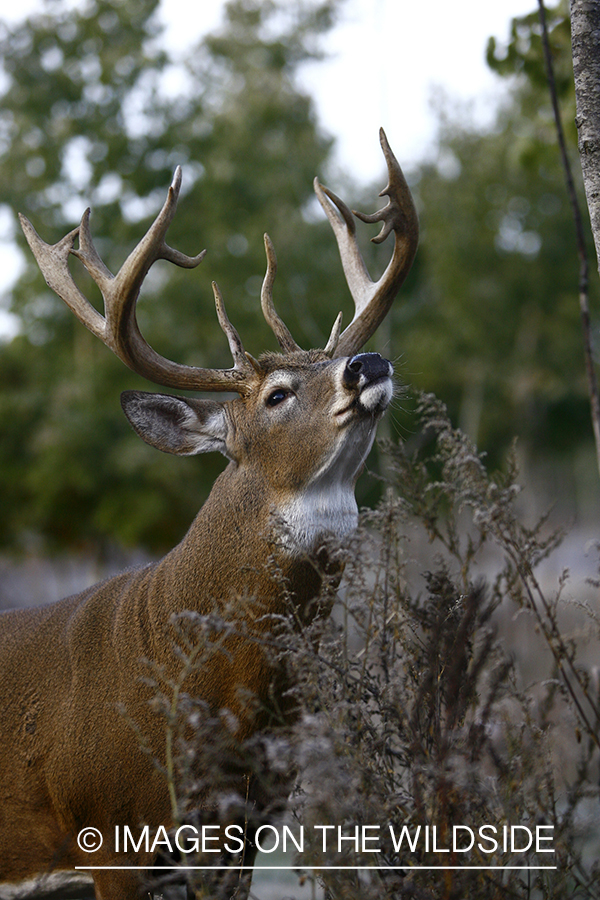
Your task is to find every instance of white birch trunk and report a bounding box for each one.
[571,0,600,274]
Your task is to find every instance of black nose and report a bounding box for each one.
[343,352,392,387]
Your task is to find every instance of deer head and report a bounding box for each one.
[19,129,418,556]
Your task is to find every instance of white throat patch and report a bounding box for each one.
[273,482,359,555]
[273,425,376,555]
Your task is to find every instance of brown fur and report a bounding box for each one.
[0,352,380,900]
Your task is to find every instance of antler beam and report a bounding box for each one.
[314,128,419,358]
[19,168,257,394]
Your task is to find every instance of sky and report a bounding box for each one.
[157,0,538,181]
[0,0,538,180]
[0,0,540,334]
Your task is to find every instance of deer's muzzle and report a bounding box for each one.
[343,352,393,388]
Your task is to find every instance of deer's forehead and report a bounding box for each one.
[257,349,333,372]
[241,352,343,394]
[263,360,341,386]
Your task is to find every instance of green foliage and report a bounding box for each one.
[487,0,574,102]
[0,0,349,553]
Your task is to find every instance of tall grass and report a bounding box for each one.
[145,391,599,900]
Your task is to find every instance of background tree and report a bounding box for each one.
[391,0,599,516]
[571,0,600,272]
[0,0,348,554]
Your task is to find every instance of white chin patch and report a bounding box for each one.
[358,378,393,414]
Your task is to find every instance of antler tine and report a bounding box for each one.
[314,128,419,358]
[20,168,256,395]
[211,280,255,374]
[19,216,107,340]
[323,311,343,357]
[261,234,302,353]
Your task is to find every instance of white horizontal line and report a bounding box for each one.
[76,865,558,871]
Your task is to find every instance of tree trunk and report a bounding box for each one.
[570,0,600,273]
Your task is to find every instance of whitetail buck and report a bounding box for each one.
[0,130,417,900]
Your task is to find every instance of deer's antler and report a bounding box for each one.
[19,168,258,395]
[260,234,302,353]
[20,132,417,388]
[314,128,419,358]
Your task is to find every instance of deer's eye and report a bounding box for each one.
[266,389,290,407]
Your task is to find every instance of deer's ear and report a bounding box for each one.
[121,391,230,457]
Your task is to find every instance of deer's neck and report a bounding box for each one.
[154,460,344,618]
[274,479,358,556]
[120,461,343,727]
